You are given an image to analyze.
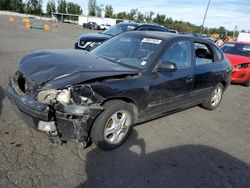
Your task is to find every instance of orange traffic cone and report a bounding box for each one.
[25,20,30,28]
[44,24,50,31]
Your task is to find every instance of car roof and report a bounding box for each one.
[117,22,139,26]
[117,22,167,29]
[125,31,197,42]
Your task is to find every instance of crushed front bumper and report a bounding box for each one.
[7,83,103,144]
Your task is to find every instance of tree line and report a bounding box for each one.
[0,0,82,15]
[0,0,43,15]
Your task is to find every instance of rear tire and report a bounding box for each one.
[91,100,134,150]
[242,77,250,87]
[201,83,224,110]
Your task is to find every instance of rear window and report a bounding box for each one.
[221,43,250,57]
[194,42,214,65]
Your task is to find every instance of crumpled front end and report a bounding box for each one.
[7,72,103,146]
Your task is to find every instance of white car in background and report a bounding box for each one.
[100,23,111,30]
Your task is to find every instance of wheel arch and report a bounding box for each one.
[101,97,139,123]
[220,80,227,89]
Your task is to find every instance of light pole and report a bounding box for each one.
[200,0,211,35]
[233,25,237,39]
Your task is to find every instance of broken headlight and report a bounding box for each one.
[70,85,95,105]
[37,89,70,105]
[36,85,96,106]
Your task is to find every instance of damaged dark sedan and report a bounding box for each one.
[7,32,231,150]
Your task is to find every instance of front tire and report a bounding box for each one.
[91,100,134,150]
[201,83,224,110]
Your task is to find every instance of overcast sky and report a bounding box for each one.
[42,0,250,31]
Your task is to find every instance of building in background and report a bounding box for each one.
[52,12,129,26]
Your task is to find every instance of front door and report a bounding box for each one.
[144,40,194,118]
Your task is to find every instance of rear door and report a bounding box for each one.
[192,40,220,102]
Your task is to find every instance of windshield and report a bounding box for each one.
[102,24,136,36]
[92,33,164,70]
[221,43,250,57]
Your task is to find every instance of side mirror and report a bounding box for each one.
[157,61,177,72]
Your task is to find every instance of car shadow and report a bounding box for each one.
[0,86,5,114]
[230,82,243,86]
[76,130,250,188]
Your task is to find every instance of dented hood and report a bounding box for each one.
[18,49,139,89]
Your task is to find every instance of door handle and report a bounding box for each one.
[186,76,193,83]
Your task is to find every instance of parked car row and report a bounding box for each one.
[83,22,111,30]
[83,22,100,30]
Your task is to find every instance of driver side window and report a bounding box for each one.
[160,41,191,69]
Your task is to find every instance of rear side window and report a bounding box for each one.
[194,42,214,65]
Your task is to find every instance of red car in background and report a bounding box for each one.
[221,41,250,86]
